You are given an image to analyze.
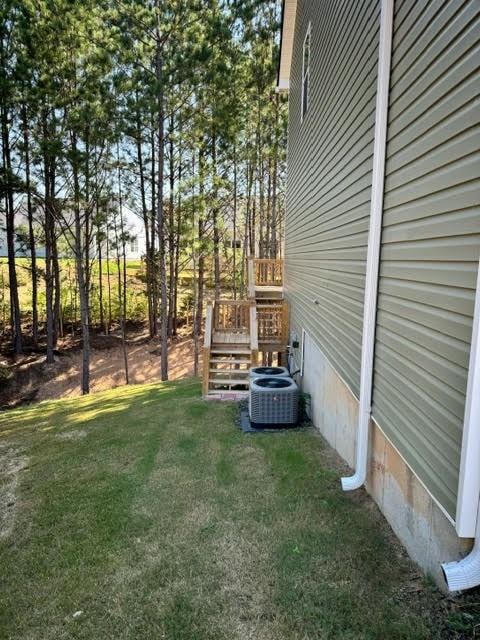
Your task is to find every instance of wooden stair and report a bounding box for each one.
[206,347,252,397]
[203,301,258,399]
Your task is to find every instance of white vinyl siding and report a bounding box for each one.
[285,0,380,396]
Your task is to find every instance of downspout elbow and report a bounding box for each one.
[341,407,370,491]
[442,543,480,592]
[442,501,480,592]
[341,471,366,492]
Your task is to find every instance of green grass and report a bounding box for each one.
[0,380,462,639]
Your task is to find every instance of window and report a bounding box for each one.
[130,237,138,253]
[301,23,311,121]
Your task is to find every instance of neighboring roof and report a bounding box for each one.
[276,0,297,93]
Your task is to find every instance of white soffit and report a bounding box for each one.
[277,0,297,92]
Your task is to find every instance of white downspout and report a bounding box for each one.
[443,503,480,591]
[341,0,394,491]
[442,260,480,591]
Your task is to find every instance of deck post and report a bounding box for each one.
[281,300,290,346]
[203,302,213,397]
[250,300,259,366]
[248,257,255,299]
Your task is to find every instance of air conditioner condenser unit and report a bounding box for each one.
[249,377,299,426]
[249,366,290,381]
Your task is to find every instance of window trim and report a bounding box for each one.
[301,21,311,122]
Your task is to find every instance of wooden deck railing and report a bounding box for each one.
[248,258,284,296]
[254,258,284,286]
[257,300,289,345]
[213,299,250,334]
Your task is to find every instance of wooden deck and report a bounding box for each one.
[254,285,284,299]
[203,258,288,398]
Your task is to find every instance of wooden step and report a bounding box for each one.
[209,379,250,386]
[210,358,251,364]
[211,348,251,355]
[210,365,249,370]
[205,390,249,401]
[256,303,284,308]
[209,369,249,375]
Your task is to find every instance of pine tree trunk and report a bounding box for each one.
[53,234,61,343]
[212,132,221,300]
[194,150,205,377]
[232,144,237,299]
[22,105,38,346]
[106,227,112,333]
[71,132,90,394]
[1,102,23,354]
[168,114,175,335]
[155,19,168,381]
[135,105,154,338]
[150,120,158,337]
[173,170,181,336]
[98,232,104,332]
[116,145,129,385]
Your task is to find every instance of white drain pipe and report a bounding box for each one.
[442,260,480,591]
[341,0,394,491]
[442,505,480,591]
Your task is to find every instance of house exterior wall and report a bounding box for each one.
[372,0,480,522]
[285,0,480,584]
[296,331,471,588]
[285,0,380,396]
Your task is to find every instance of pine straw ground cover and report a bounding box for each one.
[0,379,477,640]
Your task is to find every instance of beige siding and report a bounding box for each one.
[372,0,480,519]
[285,0,380,395]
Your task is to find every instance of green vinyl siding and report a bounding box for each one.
[285,0,380,396]
[371,0,480,519]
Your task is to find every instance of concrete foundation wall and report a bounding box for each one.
[298,330,473,589]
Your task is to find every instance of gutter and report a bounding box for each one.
[442,259,480,591]
[341,0,394,491]
[276,0,286,90]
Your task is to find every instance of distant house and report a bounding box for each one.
[118,208,147,261]
[0,204,147,261]
[278,0,480,590]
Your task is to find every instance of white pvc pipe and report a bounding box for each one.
[342,0,394,491]
[443,499,480,591]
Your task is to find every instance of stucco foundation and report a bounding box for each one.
[297,331,473,590]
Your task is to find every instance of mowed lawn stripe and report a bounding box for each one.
[0,379,457,639]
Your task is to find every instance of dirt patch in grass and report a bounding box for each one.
[55,429,88,441]
[0,332,199,408]
[0,444,28,539]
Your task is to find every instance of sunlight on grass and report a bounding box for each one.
[0,379,466,640]
[0,380,197,435]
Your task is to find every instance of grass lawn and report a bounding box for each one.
[0,379,470,639]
